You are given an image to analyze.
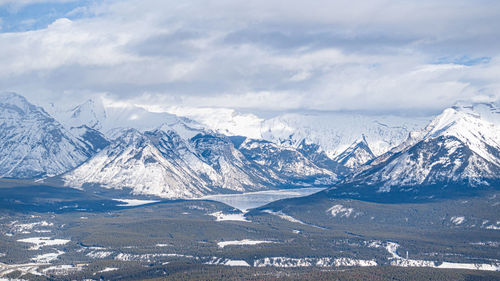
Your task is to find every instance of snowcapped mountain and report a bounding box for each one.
[49,98,180,138]
[333,135,375,169]
[0,93,95,179]
[238,138,336,184]
[69,126,110,153]
[62,121,309,198]
[165,106,264,139]
[165,107,431,169]
[343,101,500,193]
[261,112,430,159]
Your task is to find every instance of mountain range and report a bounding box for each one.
[2,92,500,200]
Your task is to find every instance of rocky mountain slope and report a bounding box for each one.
[0,93,96,179]
[334,101,500,197]
[62,121,336,198]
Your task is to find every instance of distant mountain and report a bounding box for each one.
[165,106,264,139]
[62,122,330,198]
[329,101,500,199]
[238,138,337,184]
[333,135,375,169]
[0,93,95,179]
[50,98,180,138]
[260,112,430,159]
[13,92,486,201]
[164,108,431,170]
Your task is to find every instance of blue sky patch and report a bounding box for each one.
[0,1,92,33]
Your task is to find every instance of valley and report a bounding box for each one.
[0,93,499,280]
[0,183,499,280]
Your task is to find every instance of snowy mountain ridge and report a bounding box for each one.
[4,92,500,199]
[344,101,500,192]
[62,124,335,198]
[0,92,95,179]
[161,106,432,160]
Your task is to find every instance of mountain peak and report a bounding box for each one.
[333,135,375,169]
[0,93,93,179]
[0,92,40,114]
[68,98,107,130]
[342,104,500,194]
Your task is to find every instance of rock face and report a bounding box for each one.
[160,107,431,168]
[238,138,337,184]
[62,123,333,198]
[260,112,430,159]
[0,93,94,179]
[9,92,500,200]
[333,135,375,170]
[341,102,500,194]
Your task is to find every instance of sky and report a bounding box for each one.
[0,0,499,115]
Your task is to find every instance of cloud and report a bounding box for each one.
[0,0,499,113]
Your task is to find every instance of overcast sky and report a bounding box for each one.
[1,0,499,114]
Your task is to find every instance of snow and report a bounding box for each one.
[224,260,251,267]
[165,106,264,139]
[262,210,305,224]
[0,262,47,278]
[114,253,193,262]
[51,98,180,138]
[382,241,500,271]
[350,101,500,189]
[42,264,86,275]
[261,112,430,158]
[327,205,354,218]
[9,221,53,233]
[99,267,119,273]
[254,257,377,268]
[451,216,465,225]
[217,240,274,248]
[63,124,287,199]
[17,237,70,250]
[470,241,500,247]
[437,262,500,271]
[333,136,375,169]
[209,211,249,222]
[32,250,65,263]
[486,225,500,230]
[86,251,113,259]
[163,105,431,159]
[0,93,91,179]
[113,199,159,207]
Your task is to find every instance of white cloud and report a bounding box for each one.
[0,0,499,113]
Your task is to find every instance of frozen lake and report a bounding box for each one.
[200,187,325,212]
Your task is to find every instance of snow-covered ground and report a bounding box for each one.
[17,237,70,250]
[86,250,113,259]
[99,267,119,273]
[262,210,305,225]
[254,257,377,267]
[327,205,355,218]
[32,250,65,263]
[377,241,500,271]
[8,221,53,234]
[114,253,194,262]
[451,216,465,225]
[209,211,249,222]
[204,257,251,267]
[42,264,87,275]
[113,199,160,207]
[217,239,274,248]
